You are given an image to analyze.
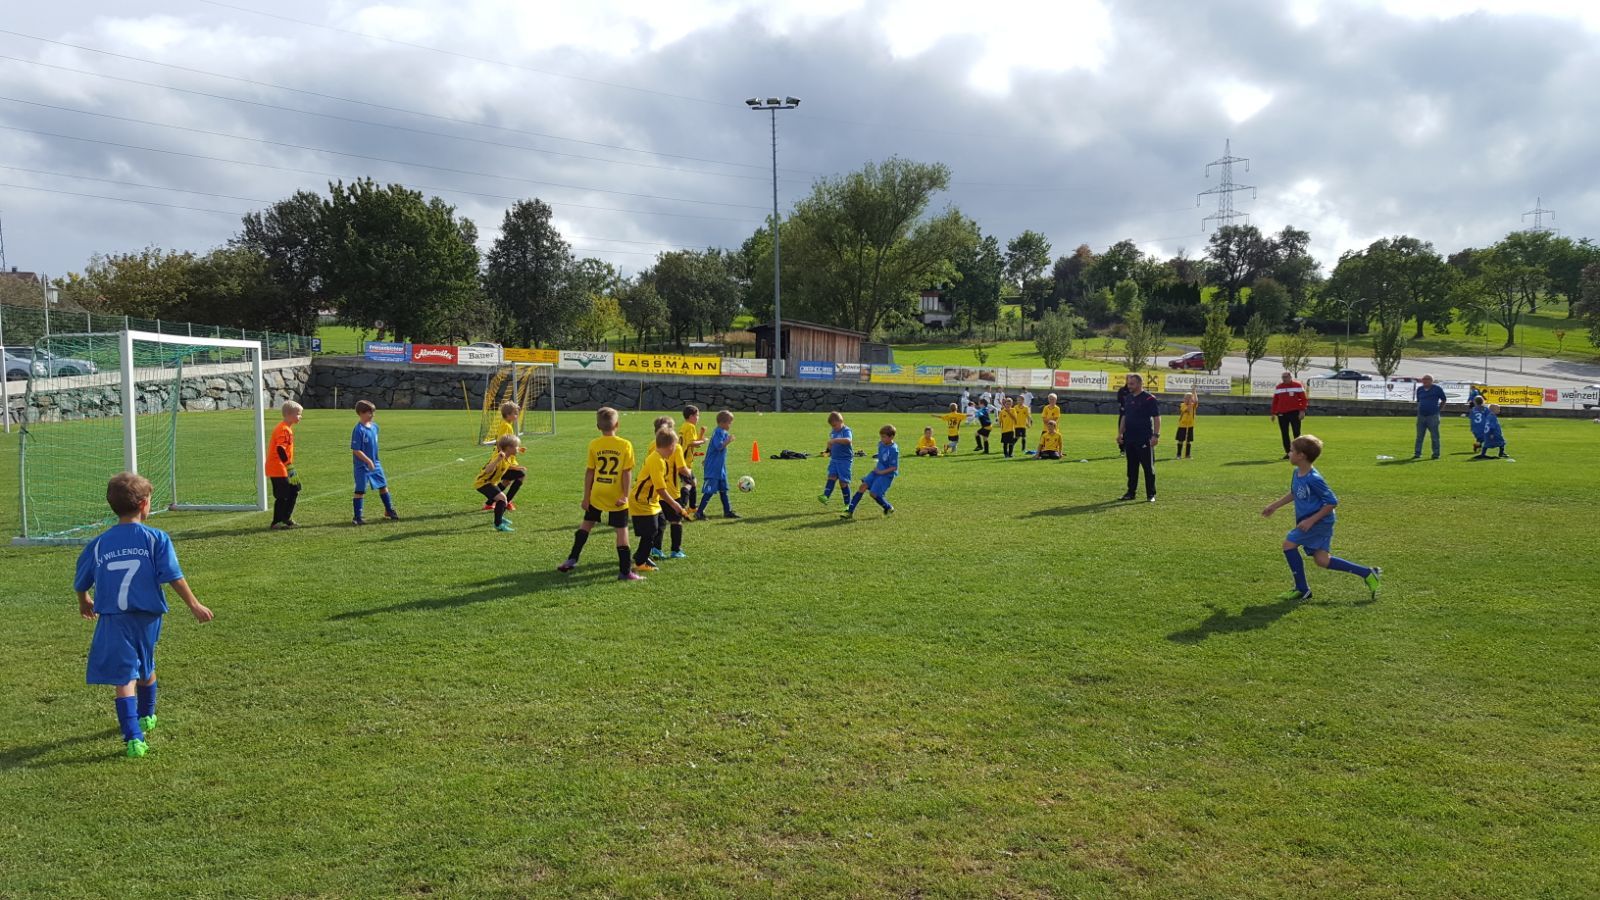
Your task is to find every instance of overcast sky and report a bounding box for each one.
[1,0,1596,284]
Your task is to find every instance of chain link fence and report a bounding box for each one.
[0,303,314,359]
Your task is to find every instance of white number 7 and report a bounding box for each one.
[106,560,141,611]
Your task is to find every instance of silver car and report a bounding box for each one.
[4,346,98,377]
[4,348,47,381]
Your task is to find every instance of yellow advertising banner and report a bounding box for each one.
[1106,371,1165,393]
[614,353,722,376]
[1480,385,1544,407]
[502,347,558,364]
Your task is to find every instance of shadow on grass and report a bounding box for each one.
[791,514,865,529]
[328,569,608,619]
[1376,457,1424,466]
[1221,459,1282,467]
[0,727,120,770]
[1025,500,1128,518]
[1167,597,1308,643]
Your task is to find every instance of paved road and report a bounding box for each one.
[1196,353,1600,390]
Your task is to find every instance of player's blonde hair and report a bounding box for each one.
[106,472,153,517]
[653,415,675,432]
[827,411,843,424]
[500,401,520,418]
[596,407,619,431]
[654,429,679,450]
[495,434,520,453]
[281,400,303,416]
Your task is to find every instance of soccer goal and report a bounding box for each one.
[476,362,556,445]
[14,330,267,545]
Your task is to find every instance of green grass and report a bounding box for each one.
[3,409,1597,896]
[313,324,373,355]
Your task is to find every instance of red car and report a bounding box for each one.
[1167,351,1207,370]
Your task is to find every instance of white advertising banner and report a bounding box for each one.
[456,346,499,366]
[1165,373,1233,394]
[1552,386,1599,406]
[1056,371,1109,391]
[835,363,865,381]
[1349,380,1416,402]
[1439,381,1476,404]
[557,350,614,372]
[1251,377,1281,397]
[1307,379,1360,400]
[1027,368,1054,389]
[720,357,767,377]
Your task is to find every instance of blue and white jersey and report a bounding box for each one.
[874,441,900,477]
[1290,466,1338,524]
[74,522,183,615]
[351,421,380,465]
[829,426,854,462]
[703,427,731,478]
[1469,406,1489,440]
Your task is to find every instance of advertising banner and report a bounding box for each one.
[410,344,458,365]
[1308,379,1360,400]
[1250,377,1281,397]
[1547,386,1599,406]
[364,341,410,363]
[1164,373,1233,394]
[1055,371,1109,391]
[457,346,499,366]
[557,350,614,371]
[797,360,835,380]
[1437,381,1475,404]
[1027,368,1054,389]
[942,366,997,385]
[503,347,558,364]
[1480,385,1544,407]
[913,365,945,386]
[835,363,865,382]
[869,364,911,384]
[1107,372,1165,393]
[721,357,767,377]
[614,353,721,376]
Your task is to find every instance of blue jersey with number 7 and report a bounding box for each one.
[74,522,184,616]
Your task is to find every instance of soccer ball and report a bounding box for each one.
[738,475,755,492]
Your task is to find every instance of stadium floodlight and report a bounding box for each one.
[747,94,801,412]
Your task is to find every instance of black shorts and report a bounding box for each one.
[1014,428,1027,440]
[584,504,630,528]
[978,427,991,437]
[476,484,504,503]
[1038,450,1062,459]
[1001,431,1016,443]
[946,433,960,444]
[1176,426,1194,442]
[662,505,683,524]
[501,467,526,482]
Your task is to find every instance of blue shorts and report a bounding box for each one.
[863,473,896,498]
[702,473,728,494]
[354,464,388,493]
[86,612,162,685]
[1285,521,1335,554]
[827,459,853,482]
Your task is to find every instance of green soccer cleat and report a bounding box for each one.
[668,550,687,559]
[125,738,148,759]
[494,522,515,532]
[1276,588,1311,602]
[840,509,854,519]
[817,493,830,505]
[1364,567,1383,600]
[139,714,157,733]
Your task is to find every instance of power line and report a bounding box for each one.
[0,180,249,216]
[0,162,272,204]
[0,95,768,210]
[1196,138,1255,231]
[0,28,814,176]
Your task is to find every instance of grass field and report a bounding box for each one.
[4,408,1596,897]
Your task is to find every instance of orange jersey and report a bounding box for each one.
[267,421,294,477]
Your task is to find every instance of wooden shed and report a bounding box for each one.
[748,320,868,366]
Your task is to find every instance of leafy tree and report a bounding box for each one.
[1577,263,1600,349]
[1268,226,1321,305]
[1051,244,1095,309]
[1381,236,1455,338]
[653,249,739,347]
[1003,230,1052,292]
[1200,299,1232,373]
[617,277,668,348]
[778,157,975,334]
[181,246,286,330]
[1277,325,1318,378]
[1033,307,1078,368]
[1088,239,1142,292]
[483,198,576,347]
[1371,318,1406,381]
[1331,340,1348,372]
[572,294,624,350]
[947,231,1003,333]
[1205,225,1270,305]
[1545,237,1600,315]
[1121,312,1163,372]
[234,190,326,335]
[1243,312,1272,381]
[65,247,197,319]
[1247,276,1292,326]
[1111,279,1141,318]
[1471,245,1548,347]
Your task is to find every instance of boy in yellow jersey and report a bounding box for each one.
[474,435,522,532]
[558,407,637,580]
[1041,393,1063,428]
[933,403,965,455]
[649,417,694,560]
[1036,418,1064,460]
[1013,397,1032,454]
[998,397,1018,457]
[914,426,940,457]
[678,405,705,509]
[485,401,528,511]
[1175,392,1198,459]
[628,429,692,576]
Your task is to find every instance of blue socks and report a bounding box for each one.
[353,496,364,519]
[137,680,157,718]
[822,481,834,498]
[115,695,142,742]
[847,492,862,513]
[381,491,395,513]
[1284,549,1309,594]
[872,493,891,511]
[1327,557,1372,578]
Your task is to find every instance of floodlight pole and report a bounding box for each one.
[748,96,800,413]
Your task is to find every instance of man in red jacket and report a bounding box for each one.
[1270,370,1308,459]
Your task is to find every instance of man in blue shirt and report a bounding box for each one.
[1117,374,1161,502]
[844,424,900,518]
[75,472,213,758]
[350,400,399,524]
[1412,374,1449,459]
[694,410,740,519]
[818,411,854,505]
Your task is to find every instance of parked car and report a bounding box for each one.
[1167,351,1207,370]
[4,349,47,382]
[4,346,98,377]
[1325,369,1373,381]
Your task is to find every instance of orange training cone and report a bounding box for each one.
[751,441,760,462]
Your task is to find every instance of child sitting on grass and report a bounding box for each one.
[914,426,940,457]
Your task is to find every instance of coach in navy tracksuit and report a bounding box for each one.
[1117,374,1161,502]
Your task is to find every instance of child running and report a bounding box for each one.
[914,426,940,457]
[474,434,521,532]
[843,425,900,518]
[486,401,528,511]
[1036,419,1064,460]
[351,400,400,525]
[75,472,214,758]
[695,410,740,520]
[934,403,965,455]
[1260,435,1382,602]
[558,407,637,579]
[267,401,302,530]
[629,429,693,576]
[649,417,694,560]
[819,411,854,505]
[1175,392,1198,459]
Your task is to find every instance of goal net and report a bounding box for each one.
[15,330,266,545]
[476,363,555,444]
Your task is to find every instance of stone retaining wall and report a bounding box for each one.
[7,361,310,424]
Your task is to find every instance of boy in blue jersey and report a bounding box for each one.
[843,424,900,518]
[1476,403,1508,458]
[694,410,741,520]
[350,400,399,525]
[1261,435,1382,602]
[818,411,854,505]
[75,473,213,758]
